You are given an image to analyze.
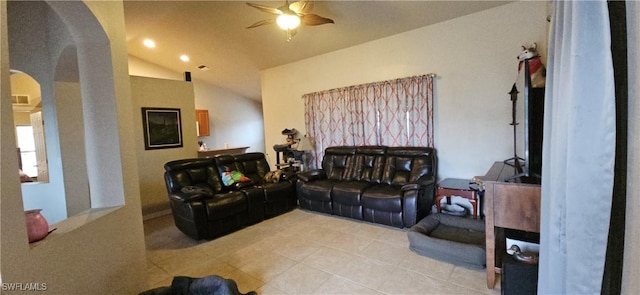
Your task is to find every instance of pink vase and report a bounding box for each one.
[25,209,49,243]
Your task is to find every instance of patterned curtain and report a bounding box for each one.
[303,75,434,168]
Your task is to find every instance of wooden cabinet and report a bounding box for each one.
[480,162,541,289]
[195,109,210,136]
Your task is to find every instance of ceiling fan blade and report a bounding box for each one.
[246,2,281,15]
[290,0,314,15]
[301,14,334,26]
[246,19,275,29]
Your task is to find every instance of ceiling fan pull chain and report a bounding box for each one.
[286,29,293,42]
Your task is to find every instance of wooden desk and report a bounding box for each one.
[481,162,541,289]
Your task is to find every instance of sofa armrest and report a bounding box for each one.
[281,169,296,182]
[296,170,327,182]
[169,192,210,203]
[401,176,436,192]
[402,175,436,227]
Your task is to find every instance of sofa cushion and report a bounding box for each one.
[204,192,247,220]
[164,158,224,195]
[350,146,387,182]
[361,185,403,212]
[332,181,370,205]
[301,180,336,202]
[382,147,435,185]
[234,153,272,183]
[261,182,294,202]
[322,146,356,180]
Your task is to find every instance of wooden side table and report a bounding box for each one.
[435,178,479,219]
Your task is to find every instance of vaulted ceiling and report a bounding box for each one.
[123,1,511,101]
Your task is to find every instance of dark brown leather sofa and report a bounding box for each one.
[296,146,437,228]
[163,153,296,240]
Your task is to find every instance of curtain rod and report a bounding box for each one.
[301,74,437,98]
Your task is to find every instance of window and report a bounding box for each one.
[16,125,37,177]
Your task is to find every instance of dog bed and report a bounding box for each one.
[408,213,486,269]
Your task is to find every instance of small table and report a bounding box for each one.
[435,178,479,219]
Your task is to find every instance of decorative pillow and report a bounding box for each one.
[222,171,251,186]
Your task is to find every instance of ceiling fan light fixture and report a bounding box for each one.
[276,13,300,30]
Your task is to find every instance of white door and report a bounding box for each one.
[30,111,48,182]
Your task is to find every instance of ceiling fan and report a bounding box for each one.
[246,0,334,42]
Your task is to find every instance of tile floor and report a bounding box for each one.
[144,209,501,294]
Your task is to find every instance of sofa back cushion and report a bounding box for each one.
[214,154,245,187]
[233,152,272,183]
[164,158,223,194]
[348,146,387,183]
[381,147,436,185]
[214,154,240,175]
[322,146,356,180]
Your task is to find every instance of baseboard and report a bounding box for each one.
[143,209,172,221]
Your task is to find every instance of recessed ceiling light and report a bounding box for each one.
[143,39,156,48]
[180,55,190,62]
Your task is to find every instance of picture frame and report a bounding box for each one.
[141,107,183,150]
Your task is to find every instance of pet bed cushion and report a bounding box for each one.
[408,213,486,269]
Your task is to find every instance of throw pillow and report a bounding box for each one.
[222,171,251,186]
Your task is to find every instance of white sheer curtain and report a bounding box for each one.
[303,75,434,168]
[538,1,616,294]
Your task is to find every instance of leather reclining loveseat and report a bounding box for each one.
[296,146,437,228]
[163,152,296,240]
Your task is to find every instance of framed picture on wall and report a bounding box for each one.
[141,107,183,150]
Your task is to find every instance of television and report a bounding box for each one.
[505,60,545,184]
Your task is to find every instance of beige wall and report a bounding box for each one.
[193,82,265,153]
[54,81,90,217]
[129,55,184,81]
[128,57,266,153]
[1,1,146,293]
[261,1,549,179]
[130,76,197,217]
[10,72,42,125]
